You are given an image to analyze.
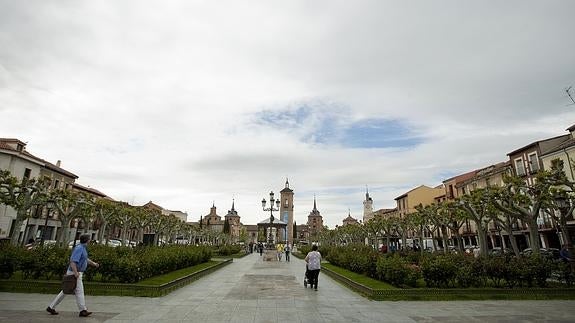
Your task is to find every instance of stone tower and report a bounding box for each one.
[363,186,374,223]
[280,178,294,245]
[225,199,241,243]
[307,196,324,239]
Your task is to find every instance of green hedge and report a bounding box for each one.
[315,245,572,288]
[0,243,212,284]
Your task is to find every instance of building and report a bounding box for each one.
[200,203,224,233]
[507,134,571,185]
[280,179,294,245]
[0,138,79,243]
[306,196,324,239]
[443,162,512,248]
[363,186,374,223]
[540,124,575,182]
[394,185,445,218]
[224,200,241,243]
[342,211,359,226]
[371,208,397,220]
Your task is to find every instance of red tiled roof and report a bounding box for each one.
[0,138,78,178]
[72,183,108,198]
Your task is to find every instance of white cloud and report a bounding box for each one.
[1,0,575,227]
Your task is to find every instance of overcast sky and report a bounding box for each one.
[2,1,575,228]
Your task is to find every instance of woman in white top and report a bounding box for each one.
[305,245,322,290]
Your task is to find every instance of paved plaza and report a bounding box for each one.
[1,252,574,322]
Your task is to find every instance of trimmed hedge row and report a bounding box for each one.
[0,243,212,284]
[300,244,573,288]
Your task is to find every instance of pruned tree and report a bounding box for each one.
[458,188,496,257]
[490,169,566,255]
[0,170,51,245]
[94,199,121,244]
[50,189,89,246]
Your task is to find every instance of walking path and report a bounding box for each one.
[1,252,574,322]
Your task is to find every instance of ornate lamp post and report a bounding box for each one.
[40,200,55,246]
[261,191,280,246]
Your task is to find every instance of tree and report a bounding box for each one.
[415,203,444,252]
[223,218,230,234]
[0,170,51,245]
[131,206,154,243]
[439,201,467,252]
[49,189,88,246]
[94,199,121,244]
[111,203,137,246]
[490,170,566,255]
[239,226,248,243]
[458,188,497,257]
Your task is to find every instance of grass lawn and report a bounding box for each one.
[137,261,219,285]
[322,263,396,290]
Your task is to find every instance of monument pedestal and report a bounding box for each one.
[263,249,277,262]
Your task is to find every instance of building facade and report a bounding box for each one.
[280,179,294,245]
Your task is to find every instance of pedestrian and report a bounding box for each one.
[46,234,99,317]
[258,243,263,256]
[284,244,291,262]
[276,243,283,261]
[304,244,322,290]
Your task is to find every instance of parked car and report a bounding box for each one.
[489,247,511,256]
[521,247,561,260]
[106,239,122,247]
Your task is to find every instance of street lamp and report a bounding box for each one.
[262,191,280,246]
[40,200,55,246]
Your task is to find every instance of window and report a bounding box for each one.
[528,153,539,173]
[53,180,60,189]
[23,168,31,181]
[284,199,288,207]
[485,177,491,187]
[515,158,526,176]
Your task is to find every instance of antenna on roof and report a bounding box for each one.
[566,86,575,105]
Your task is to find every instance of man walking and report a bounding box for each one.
[46,234,99,317]
[284,244,291,262]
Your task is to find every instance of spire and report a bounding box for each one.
[231,198,235,211]
[313,195,317,211]
[366,185,369,199]
[285,177,289,188]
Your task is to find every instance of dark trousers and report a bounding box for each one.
[308,269,320,288]
[285,252,290,262]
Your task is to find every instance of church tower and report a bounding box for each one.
[225,199,241,243]
[280,178,294,245]
[307,196,323,239]
[363,186,374,223]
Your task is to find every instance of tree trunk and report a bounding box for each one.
[526,218,541,254]
[98,221,108,244]
[476,227,489,257]
[10,216,24,246]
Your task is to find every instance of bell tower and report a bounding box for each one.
[363,185,374,223]
[280,178,294,245]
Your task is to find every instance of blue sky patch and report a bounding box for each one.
[252,103,423,149]
[340,119,423,149]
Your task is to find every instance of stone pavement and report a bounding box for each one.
[1,252,575,322]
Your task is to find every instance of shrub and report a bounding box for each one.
[375,254,421,287]
[421,255,458,287]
